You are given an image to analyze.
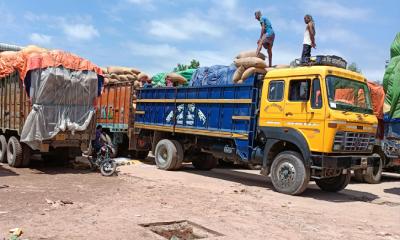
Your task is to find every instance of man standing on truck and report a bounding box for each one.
[301,14,316,63]
[255,10,275,67]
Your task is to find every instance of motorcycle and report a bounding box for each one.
[89,143,117,176]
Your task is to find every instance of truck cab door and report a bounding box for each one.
[306,78,326,151]
[259,79,285,127]
[283,78,311,129]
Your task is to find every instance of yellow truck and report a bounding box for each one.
[133,56,379,195]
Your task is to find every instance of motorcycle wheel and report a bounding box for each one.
[100,160,117,176]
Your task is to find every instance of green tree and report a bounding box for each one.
[174,59,200,72]
[347,62,362,73]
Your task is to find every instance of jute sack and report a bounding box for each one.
[130,68,141,75]
[119,75,129,82]
[166,72,187,84]
[138,72,150,82]
[233,66,245,83]
[236,50,266,60]
[241,67,267,81]
[110,73,120,80]
[234,57,267,69]
[133,80,142,89]
[107,66,131,75]
[101,67,108,74]
[21,45,47,55]
[126,74,137,81]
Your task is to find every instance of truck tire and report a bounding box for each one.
[192,154,218,171]
[7,137,23,168]
[154,139,178,171]
[0,135,7,163]
[315,172,351,192]
[270,151,310,195]
[171,140,184,170]
[21,144,32,167]
[363,155,383,184]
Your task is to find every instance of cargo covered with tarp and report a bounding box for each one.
[383,33,400,139]
[190,65,236,87]
[0,46,103,150]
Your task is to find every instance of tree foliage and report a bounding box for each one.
[174,59,200,72]
[347,62,362,73]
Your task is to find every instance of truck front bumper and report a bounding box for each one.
[311,155,379,170]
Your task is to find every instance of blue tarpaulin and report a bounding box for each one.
[190,65,236,87]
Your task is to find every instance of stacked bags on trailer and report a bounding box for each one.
[152,69,196,87]
[0,45,103,149]
[383,33,400,138]
[102,66,152,111]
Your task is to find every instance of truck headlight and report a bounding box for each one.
[333,144,342,151]
[368,144,374,151]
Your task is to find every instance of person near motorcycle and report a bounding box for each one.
[93,125,107,156]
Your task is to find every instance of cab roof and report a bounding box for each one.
[265,66,366,82]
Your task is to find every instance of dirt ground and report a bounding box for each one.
[0,158,399,240]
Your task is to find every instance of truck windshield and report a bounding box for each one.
[326,75,373,114]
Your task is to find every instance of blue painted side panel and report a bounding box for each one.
[136,75,261,161]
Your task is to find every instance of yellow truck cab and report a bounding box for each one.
[259,60,378,194]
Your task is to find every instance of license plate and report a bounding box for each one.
[55,134,66,141]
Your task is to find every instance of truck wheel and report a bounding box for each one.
[363,154,383,184]
[7,137,23,168]
[154,139,178,170]
[171,140,184,170]
[353,169,365,182]
[270,151,310,195]
[315,172,351,192]
[21,144,32,167]
[192,154,218,171]
[0,135,7,163]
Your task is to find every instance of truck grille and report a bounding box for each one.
[334,132,375,152]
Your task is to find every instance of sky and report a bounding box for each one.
[0,0,399,81]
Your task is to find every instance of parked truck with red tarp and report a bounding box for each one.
[0,46,103,167]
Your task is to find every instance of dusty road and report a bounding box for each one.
[0,160,399,240]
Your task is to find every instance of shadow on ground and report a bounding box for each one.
[384,187,400,196]
[0,164,18,177]
[180,165,380,203]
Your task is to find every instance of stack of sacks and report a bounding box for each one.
[102,66,151,104]
[233,50,268,84]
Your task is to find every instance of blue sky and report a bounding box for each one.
[0,0,399,81]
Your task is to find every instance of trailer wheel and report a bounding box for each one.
[315,172,351,192]
[171,140,184,170]
[154,139,178,170]
[363,154,383,184]
[7,137,23,168]
[192,154,218,171]
[21,144,32,167]
[270,151,310,195]
[0,135,7,163]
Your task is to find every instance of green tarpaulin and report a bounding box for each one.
[151,72,167,86]
[391,32,400,59]
[383,56,400,118]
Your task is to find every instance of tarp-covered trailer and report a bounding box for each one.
[0,48,103,167]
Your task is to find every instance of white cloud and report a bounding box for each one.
[126,0,155,10]
[62,24,99,41]
[29,33,52,45]
[147,14,224,40]
[303,0,370,20]
[126,41,180,57]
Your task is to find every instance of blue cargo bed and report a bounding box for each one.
[134,74,261,161]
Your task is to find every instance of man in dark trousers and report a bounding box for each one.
[255,10,275,67]
[301,14,316,63]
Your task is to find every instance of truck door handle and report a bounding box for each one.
[285,112,293,116]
